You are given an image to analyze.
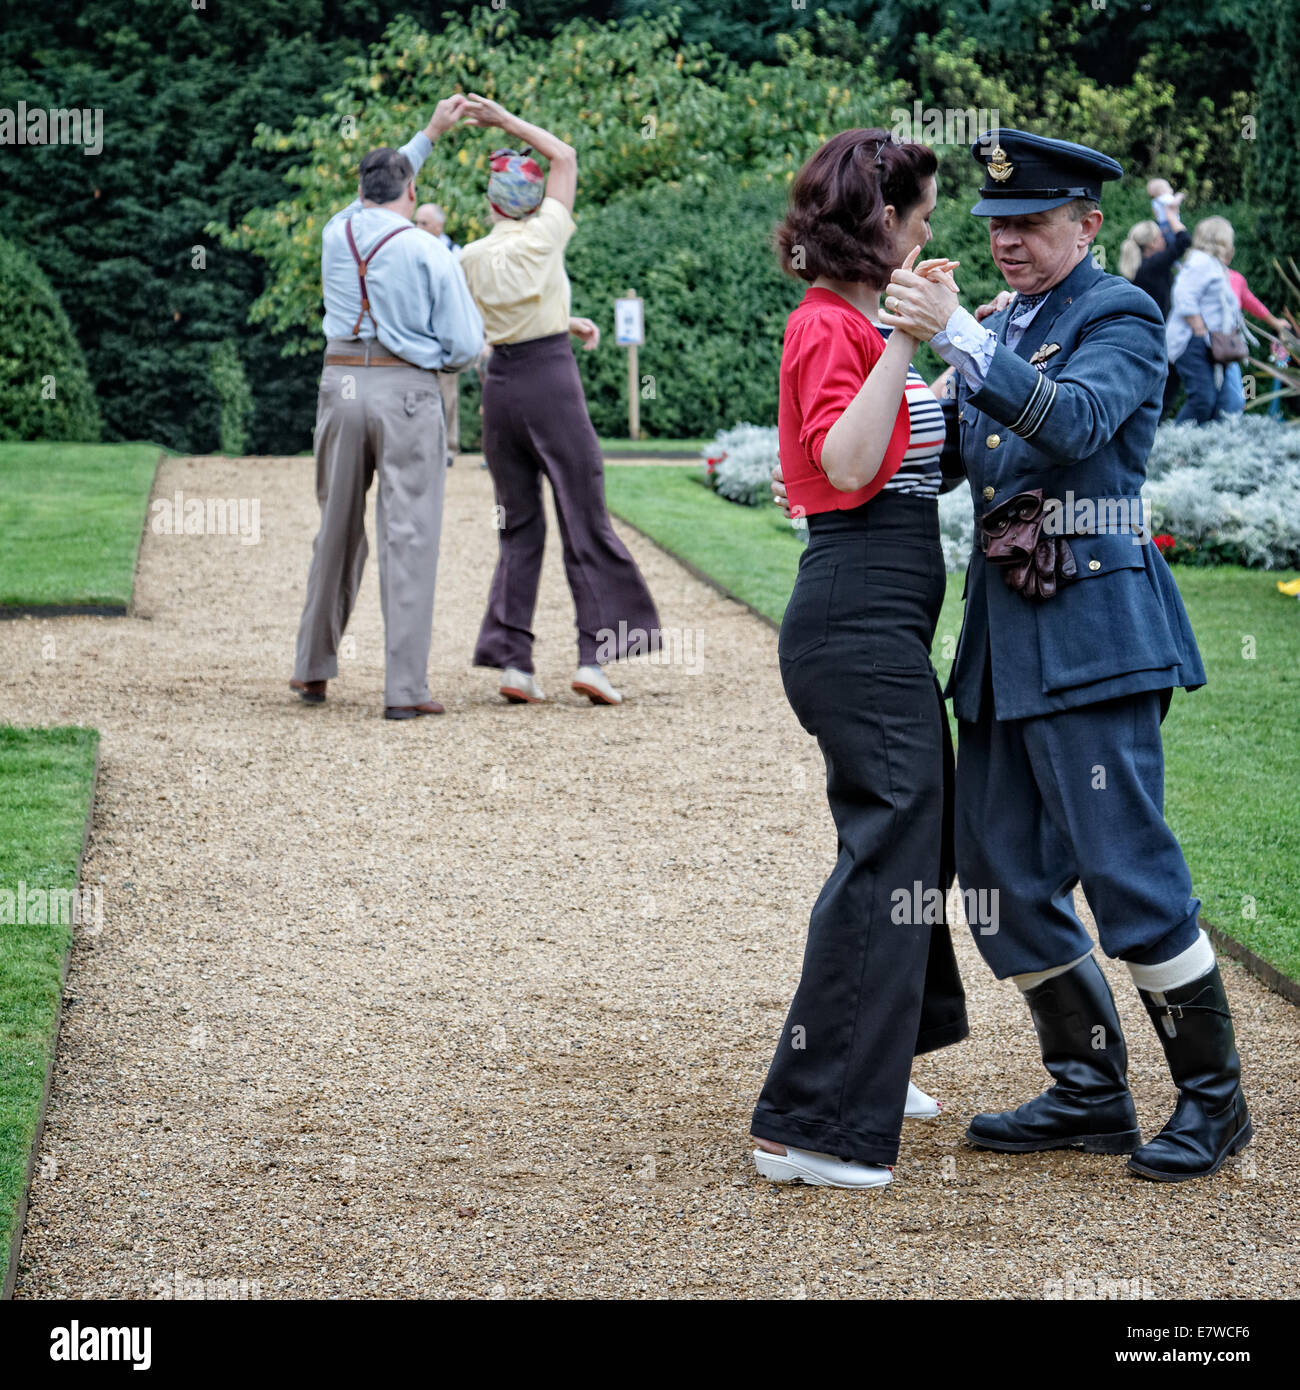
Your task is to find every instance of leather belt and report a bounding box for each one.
[325,352,425,369]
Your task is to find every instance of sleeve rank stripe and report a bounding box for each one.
[1010,373,1056,439]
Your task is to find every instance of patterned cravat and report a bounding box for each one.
[1013,291,1051,317]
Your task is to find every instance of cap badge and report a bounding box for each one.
[987,144,1014,182]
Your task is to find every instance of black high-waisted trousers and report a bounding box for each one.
[751,491,969,1166]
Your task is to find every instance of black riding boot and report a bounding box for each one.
[967,954,1141,1154]
[1127,962,1252,1181]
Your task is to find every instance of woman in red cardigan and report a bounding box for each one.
[749,129,970,1189]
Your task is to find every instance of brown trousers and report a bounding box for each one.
[473,333,659,672]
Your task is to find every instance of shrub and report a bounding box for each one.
[565,175,801,440]
[704,423,780,507]
[1144,416,1300,569]
[938,485,977,575]
[209,339,254,455]
[0,234,101,442]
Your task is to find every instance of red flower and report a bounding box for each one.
[705,451,727,473]
[1154,533,1175,553]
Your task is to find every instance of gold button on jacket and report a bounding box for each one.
[1089,559,1102,571]
[982,485,995,501]
[986,433,1001,448]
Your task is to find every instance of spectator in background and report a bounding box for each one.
[1122,208,1190,319]
[1168,216,1247,425]
[415,202,459,255]
[416,202,464,467]
[1121,196,1190,416]
[1227,265,1291,418]
[1147,177,1185,234]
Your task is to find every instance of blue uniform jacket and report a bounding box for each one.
[940,255,1206,723]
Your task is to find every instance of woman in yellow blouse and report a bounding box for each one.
[458,94,660,707]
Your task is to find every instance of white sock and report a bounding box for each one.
[1012,950,1094,993]
[1126,929,1215,994]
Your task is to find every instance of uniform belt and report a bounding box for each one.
[325,351,427,369]
[977,522,1145,551]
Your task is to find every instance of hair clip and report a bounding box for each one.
[873,139,887,167]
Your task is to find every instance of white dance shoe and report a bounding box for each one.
[905,1080,941,1119]
[753,1145,893,1189]
[571,665,622,705]
[499,668,545,703]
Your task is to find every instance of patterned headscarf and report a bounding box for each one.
[487,148,546,220]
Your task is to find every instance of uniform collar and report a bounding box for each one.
[1009,253,1104,361]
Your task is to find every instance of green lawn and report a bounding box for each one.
[605,466,806,621]
[0,443,160,609]
[606,465,1300,983]
[599,437,712,456]
[0,726,99,1287]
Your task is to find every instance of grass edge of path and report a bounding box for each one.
[0,727,100,1299]
[0,443,163,613]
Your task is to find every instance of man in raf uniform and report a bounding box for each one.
[879,129,1251,1182]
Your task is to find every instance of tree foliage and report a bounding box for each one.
[0,1,1280,451]
[218,7,904,346]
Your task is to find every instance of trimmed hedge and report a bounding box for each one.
[0,235,100,443]
[563,174,801,441]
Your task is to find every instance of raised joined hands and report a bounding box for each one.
[878,245,961,341]
[426,94,470,139]
[461,93,512,130]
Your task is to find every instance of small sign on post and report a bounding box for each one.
[615,289,644,441]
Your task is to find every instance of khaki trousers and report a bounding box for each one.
[293,340,446,707]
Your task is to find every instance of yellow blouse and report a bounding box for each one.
[458,196,577,345]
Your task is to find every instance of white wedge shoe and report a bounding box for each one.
[499,668,545,703]
[905,1080,941,1119]
[753,1146,893,1189]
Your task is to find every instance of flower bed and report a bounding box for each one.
[703,415,1300,572]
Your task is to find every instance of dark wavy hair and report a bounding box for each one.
[775,129,939,289]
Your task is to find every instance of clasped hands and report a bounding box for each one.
[877,245,962,342]
[425,91,515,140]
[878,247,1015,341]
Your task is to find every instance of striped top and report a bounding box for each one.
[875,322,945,497]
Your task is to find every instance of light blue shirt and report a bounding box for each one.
[930,296,1049,393]
[1166,248,1237,363]
[322,131,484,370]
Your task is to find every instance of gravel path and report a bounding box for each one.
[7,453,1297,1300]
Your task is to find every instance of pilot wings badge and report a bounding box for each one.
[1030,342,1062,371]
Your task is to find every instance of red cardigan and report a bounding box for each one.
[779,287,911,516]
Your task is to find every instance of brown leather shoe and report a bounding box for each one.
[290,678,327,705]
[384,700,445,720]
